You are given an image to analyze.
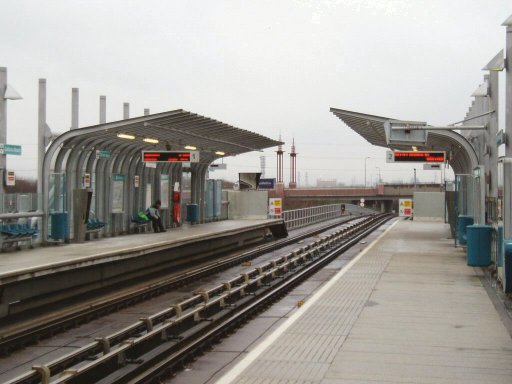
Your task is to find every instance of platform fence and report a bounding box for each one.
[280,203,376,230]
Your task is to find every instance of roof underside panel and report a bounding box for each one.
[55,109,282,163]
[330,107,477,174]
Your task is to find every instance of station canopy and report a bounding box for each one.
[50,109,282,165]
[330,107,478,174]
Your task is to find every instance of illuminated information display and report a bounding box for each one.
[387,151,445,163]
[142,151,199,163]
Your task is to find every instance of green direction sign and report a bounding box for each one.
[96,149,111,159]
[0,144,22,156]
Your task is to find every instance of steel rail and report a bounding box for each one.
[0,215,358,355]
[5,214,391,384]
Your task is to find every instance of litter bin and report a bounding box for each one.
[466,224,492,266]
[457,215,474,246]
[186,203,199,224]
[50,211,68,240]
[505,241,512,293]
[497,225,504,267]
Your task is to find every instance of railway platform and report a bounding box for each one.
[0,219,286,320]
[179,219,512,384]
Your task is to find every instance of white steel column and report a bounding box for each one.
[99,95,106,124]
[0,68,7,196]
[71,88,79,129]
[504,16,512,240]
[38,79,46,209]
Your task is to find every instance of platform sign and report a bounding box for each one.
[142,151,199,163]
[5,171,15,186]
[134,175,140,188]
[160,174,169,208]
[399,198,413,217]
[269,198,282,216]
[0,144,22,156]
[497,130,506,146]
[111,174,125,213]
[83,173,91,188]
[258,178,276,190]
[209,163,227,171]
[423,163,442,170]
[96,149,111,159]
[386,150,445,163]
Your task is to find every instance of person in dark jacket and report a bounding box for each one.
[146,200,166,233]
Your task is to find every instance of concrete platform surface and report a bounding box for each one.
[0,219,282,282]
[216,220,512,384]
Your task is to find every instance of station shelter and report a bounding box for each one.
[42,109,281,243]
[329,107,510,289]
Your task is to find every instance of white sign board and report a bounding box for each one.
[5,171,15,186]
[269,198,282,216]
[399,198,413,217]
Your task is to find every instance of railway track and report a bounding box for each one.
[5,213,392,384]
[0,215,357,355]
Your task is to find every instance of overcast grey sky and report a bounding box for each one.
[1,0,510,185]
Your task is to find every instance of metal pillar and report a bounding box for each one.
[38,79,46,217]
[71,88,79,129]
[487,69,499,198]
[276,135,283,183]
[123,102,129,120]
[504,16,512,240]
[0,68,7,196]
[503,15,512,292]
[99,96,106,124]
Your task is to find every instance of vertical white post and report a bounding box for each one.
[99,95,106,124]
[38,79,46,232]
[504,16,512,240]
[123,102,129,119]
[0,68,6,196]
[71,88,79,129]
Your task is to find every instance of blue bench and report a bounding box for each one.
[86,218,106,233]
[0,223,39,250]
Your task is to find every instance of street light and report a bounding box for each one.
[364,157,370,188]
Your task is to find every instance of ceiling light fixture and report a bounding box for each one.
[215,151,225,156]
[184,145,197,150]
[143,138,159,144]
[117,133,135,140]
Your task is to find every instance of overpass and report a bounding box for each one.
[271,183,445,212]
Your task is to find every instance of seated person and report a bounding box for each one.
[146,200,166,233]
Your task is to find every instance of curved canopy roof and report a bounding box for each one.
[330,107,478,174]
[48,109,283,166]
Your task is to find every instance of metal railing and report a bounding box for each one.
[277,203,376,230]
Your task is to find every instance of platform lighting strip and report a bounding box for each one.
[117,133,135,140]
[215,151,225,156]
[143,138,159,144]
[184,145,197,150]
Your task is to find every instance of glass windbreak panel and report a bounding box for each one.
[49,172,67,212]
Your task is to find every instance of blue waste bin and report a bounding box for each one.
[458,215,474,246]
[466,224,492,266]
[186,203,199,224]
[50,212,68,240]
[505,240,512,293]
[497,226,504,267]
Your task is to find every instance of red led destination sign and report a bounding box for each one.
[142,151,192,163]
[392,151,445,163]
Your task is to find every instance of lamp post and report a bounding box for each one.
[364,156,370,188]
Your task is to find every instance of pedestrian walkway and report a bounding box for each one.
[217,219,512,384]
